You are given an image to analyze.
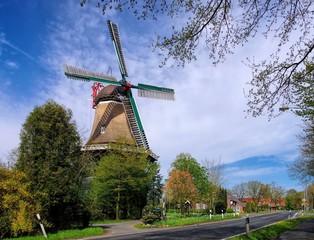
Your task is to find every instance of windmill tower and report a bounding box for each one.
[63,21,175,160]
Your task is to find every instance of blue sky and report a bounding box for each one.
[0,1,305,191]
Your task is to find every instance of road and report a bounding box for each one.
[87,211,294,240]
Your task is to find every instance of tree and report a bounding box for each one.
[214,187,227,214]
[288,63,314,183]
[203,157,226,188]
[165,169,197,216]
[0,166,40,238]
[89,138,158,220]
[285,189,302,210]
[269,182,285,209]
[81,0,314,117]
[203,157,226,211]
[15,100,89,230]
[146,168,163,207]
[246,181,268,212]
[292,63,314,122]
[232,182,248,200]
[171,153,212,202]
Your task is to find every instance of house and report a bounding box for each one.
[239,198,285,211]
[227,195,245,213]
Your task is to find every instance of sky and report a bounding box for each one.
[0,1,305,191]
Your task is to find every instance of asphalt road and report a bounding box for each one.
[89,211,294,240]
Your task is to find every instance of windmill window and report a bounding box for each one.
[101,126,106,134]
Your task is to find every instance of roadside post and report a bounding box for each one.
[36,214,47,238]
[221,210,224,218]
[209,209,212,220]
[245,214,250,234]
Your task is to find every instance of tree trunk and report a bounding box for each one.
[116,189,120,220]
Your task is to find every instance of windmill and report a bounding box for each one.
[63,20,175,160]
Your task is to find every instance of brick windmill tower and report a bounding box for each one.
[63,21,175,160]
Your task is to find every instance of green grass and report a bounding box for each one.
[136,212,241,228]
[229,216,314,240]
[4,227,105,240]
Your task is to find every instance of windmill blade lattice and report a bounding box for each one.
[137,83,175,101]
[64,64,118,84]
[108,20,128,78]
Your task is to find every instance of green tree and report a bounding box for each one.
[171,153,212,202]
[146,168,163,207]
[0,166,40,238]
[246,181,269,212]
[288,63,314,183]
[15,100,89,230]
[89,138,158,220]
[285,189,302,210]
[81,0,313,117]
[214,187,227,214]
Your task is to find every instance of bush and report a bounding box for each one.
[141,212,160,224]
[226,208,234,213]
[141,205,161,225]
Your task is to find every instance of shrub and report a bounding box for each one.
[226,208,234,213]
[141,205,161,225]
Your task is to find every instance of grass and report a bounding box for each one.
[229,216,314,240]
[136,212,241,228]
[4,227,105,240]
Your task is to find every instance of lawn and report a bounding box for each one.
[136,212,241,228]
[4,227,105,240]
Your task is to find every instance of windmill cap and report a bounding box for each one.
[94,85,121,106]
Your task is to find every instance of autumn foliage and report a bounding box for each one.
[165,170,197,216]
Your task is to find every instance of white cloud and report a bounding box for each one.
[0,2,303,191]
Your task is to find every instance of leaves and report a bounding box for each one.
[0,166,40,238]
[15,100,89,230]
[89,138,158,219]
[165,169,197,216]
[81,0,314,117]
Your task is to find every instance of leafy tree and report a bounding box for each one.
[0,166,40,238]
[292,63,314,122]
[246,181,269,212]
[89,138,158,220]
[171,153,212,202]
[146,168,163,207]
[214,187,227,214]
[15,100,89,230]
[81,0,314,117]
[288,63,314,183]
[165,169,197,216]
[285,189,302,210]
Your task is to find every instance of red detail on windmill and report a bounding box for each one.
[91,82,103,108]
[123,82,132,92]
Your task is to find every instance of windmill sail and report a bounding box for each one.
[137,83,175,101]
[107,21,128,78]
[122,97,149,149]
[64,64,118,84]
[63,20,174,161]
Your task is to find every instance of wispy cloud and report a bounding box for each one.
[0,36,49,71]
[5,60,19,69]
